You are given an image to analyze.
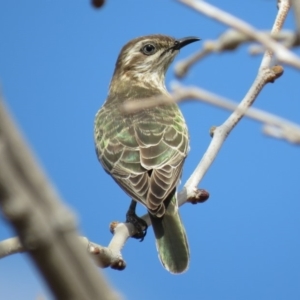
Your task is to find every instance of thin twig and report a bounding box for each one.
[172,83,300,144]
[183,68,280,196]
[291,0,300,35]
[260,0,291,70]
[0,237,24,257]
[175,30,299,78]
[123,75,300,145]
[178,0,300,69]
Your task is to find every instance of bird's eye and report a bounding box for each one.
[141,44,156,55]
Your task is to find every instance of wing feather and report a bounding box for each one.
[94,102,189,215]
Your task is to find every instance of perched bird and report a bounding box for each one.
[94,34,199,274]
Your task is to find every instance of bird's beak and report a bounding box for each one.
[173,36,200,50]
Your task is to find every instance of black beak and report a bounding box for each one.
[173,36,200,50]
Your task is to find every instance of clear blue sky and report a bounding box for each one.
[1,1,300,299]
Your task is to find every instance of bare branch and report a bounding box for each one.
[0,188,209,269]
[0,98,120,300]
[182,68,281,195]
[0,235,127,271]
[175,29,299,78]
[123,71,300,145]
[0,237,24,258]
[260,0,291,70]
[291,0,300,34]
[178,0,300,69]
[171,83,300,144]
[250,31,300,55]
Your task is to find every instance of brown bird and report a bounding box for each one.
[94,34,199,273]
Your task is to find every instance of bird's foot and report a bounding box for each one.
[126,201,148,242]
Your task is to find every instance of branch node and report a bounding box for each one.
[271,65,284,79]
[109,221,120,234]
[264,65,284,83]
[209,126,217,137]
[187,188,210,204]
[111,258,126,271]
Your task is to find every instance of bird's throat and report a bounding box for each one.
[109,70,167,96]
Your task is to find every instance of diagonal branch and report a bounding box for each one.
[260,0,291,70]
[182,68,281,196]
[171,83,300,145]
[0,97,120,300]
[177,0,300,69]
[175,29,299,78]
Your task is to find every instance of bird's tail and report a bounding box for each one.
[149,195,189,274]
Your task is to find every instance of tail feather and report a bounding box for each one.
[149,195,189,274]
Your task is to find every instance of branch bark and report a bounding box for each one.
[177,0,300,69]
[0,98,120,300]
[291,0,300,35]
[175,29,299,78]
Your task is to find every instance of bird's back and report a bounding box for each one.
[94,90,189,215]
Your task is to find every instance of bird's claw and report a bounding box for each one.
[126,212,148,241]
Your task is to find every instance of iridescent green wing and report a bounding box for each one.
[134,104,189,216]
[94,103,150,205]
[94,103,189,213]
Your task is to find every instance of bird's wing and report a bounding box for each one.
[94,105,150,205]
[94,104,189,213]
[134,106,188,216]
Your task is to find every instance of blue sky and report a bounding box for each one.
[0,1,300,299]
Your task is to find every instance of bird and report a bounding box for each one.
[94,34,199,274]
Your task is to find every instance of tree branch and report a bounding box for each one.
[0,188,209,269]
[171,83,300,144]
[260,0,291,70]
[0,98,120,300]
[291,0,300,35]
[177,0,300,69]
[175,29,299,78]
[182,68,281,195]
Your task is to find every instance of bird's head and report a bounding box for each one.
[109,34,199,94]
